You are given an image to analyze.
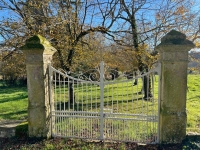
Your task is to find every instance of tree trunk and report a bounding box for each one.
[69,82,75,104]
[131,12,152,98]
[57,48,76,105]
[67,48,76,105]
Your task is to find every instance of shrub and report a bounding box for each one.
[1,51,27,86]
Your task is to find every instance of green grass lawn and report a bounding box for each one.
[0,74,199,134]
[187,74,200,133]
[0,84,28,120]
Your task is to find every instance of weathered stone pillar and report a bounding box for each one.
[20,35,56,138]
[156,30,195,143]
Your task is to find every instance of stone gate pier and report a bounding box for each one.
[156,30,195,143]
[20,35,56,138]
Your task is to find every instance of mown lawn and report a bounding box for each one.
[0,84,28,120]
[0,75,199,132]
[187,74,200,133]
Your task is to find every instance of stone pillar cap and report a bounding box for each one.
[156,30,195,52]
[20,35,56,54]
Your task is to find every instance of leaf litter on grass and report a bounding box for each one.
[1,137,199,150]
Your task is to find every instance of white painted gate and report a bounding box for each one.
[49,62,160,143]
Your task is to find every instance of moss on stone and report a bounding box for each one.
[20,35,52,50]
[158,30,195,46]
[161,30,185,44]
[166,30,186,36]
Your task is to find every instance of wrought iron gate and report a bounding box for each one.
[49,62,160,143]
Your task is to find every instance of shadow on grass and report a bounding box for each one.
[182,135,200,149]
[56,96,156,111]
[187,96,200,101]
[0,94,28,104]
[0,85,27,92]
[0,110,28,120]
[0,137,45,150]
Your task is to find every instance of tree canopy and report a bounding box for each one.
[0,0,200,72]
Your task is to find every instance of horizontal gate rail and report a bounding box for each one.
[52,112,157,121]
[52,110,157,117]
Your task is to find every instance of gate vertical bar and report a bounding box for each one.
[99,61,104,140]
